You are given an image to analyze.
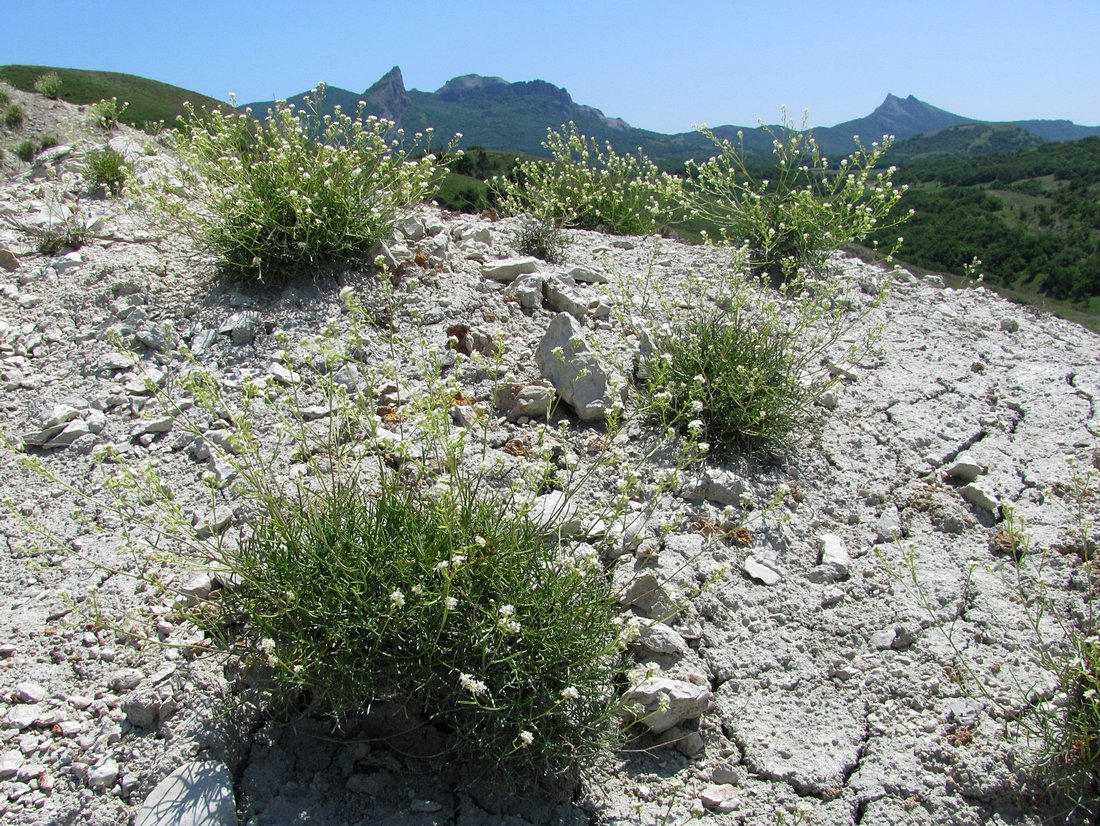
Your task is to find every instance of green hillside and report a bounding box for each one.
[868,137,1100,310]
[889,123,1047,164]
[0,65,227,130]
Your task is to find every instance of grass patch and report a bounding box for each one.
[4,102,24,129]
[201,470,627,781]
[84,147,129,196]
[33,71,62,99]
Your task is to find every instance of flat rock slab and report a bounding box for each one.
[135,761,236,826]
[718,684,866,796]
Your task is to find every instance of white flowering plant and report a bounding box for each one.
[679,111,909,280]
[490,122,680,236]
[135,85,455,283]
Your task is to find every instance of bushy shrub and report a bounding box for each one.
[679,114,909,280]
[631,245,883,454]
[513,215,570,264]
[33,71,62,99]
[4,103,24,129]
[202,470,627,780]
[643,303,811,455]
[491,123,680,236]
[136,85,454,283]
[0,88,10,109]
[84,147,130,196]
[90,96,129,130]
[15,139,36,162]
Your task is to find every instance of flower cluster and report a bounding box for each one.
[490,122,680,236]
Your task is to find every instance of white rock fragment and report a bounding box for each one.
[807,533,851,583]
[960,483,1000,515]
[134,761,237,826]
[945,454,985,484]
[88,758,120,790]
[744,555,782,586]
[0,750,24,779]
[700,784,739,813]
[12,682,47,704]
[494,382,555,421]
[482,257,539,282]
[534,312,623,421]
[623,677,711,734]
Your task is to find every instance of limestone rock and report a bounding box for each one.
[134,761,237,826]
[534,312,623,421]
[745,555,782,586]
[623,677,711,734]
[482,257,539,282]
[494,382,555,421]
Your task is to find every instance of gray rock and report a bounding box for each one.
[0,249,21,271]
[133,416,174,436]
[108,135,147,163]
[543,274,593,320]
[0,750,23,779]
[960,483,999,515]
[482,257,539,282]
[623,677,711,734]
[529,491,582,535]
[494,382,555,421]
[874,504,902,543]
[534,312,623,421]
[12,682,47,704]
[678,468,746,506]
[504,273,545,309]
[88,758,119,790]
[6,704,39,728]
[945,454,985,484]
[193,505,234,539]
[134,761,236,826]
[218,312,264,345]
[123,690,161,728]
[744,555,782,586]
[568,265,608,284]
[818,533,851,578]
[869,629,897,650]
[109,668,144,692]
[638,621,689,656]
[700,784,739,813]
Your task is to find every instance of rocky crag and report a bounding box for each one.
[0,88,1099,825]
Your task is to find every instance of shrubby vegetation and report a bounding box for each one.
[491,122,679,236]
[678,121,908,280]
[868,137,1100,305]
[84,147,130,197]
[135,85,454,282]
[33,70,62,99]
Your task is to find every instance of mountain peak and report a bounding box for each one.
[435,74,509,98]
[363,66,407,122]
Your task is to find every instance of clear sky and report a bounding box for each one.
[6,0,1099,132]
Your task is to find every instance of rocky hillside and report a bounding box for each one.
[0,87,1099,826]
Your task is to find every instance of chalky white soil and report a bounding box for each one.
[0,89,1098,825]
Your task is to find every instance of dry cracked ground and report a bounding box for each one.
[0,89,1098,825]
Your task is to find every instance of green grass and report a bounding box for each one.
[0,65,228,131]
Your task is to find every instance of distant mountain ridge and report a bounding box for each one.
[241,67,1100,166]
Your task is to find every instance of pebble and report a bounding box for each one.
[108,668,144,692]
[744,555,782,586]
[0,751,23,779]
[87,759,119,790]
[12,682,47,704]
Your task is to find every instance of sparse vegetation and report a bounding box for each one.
[33,71,63,99]
[513,215,570,264]
[491,122,679,236]
[135,85,454,283]
[36,211,88,255]
[4,102,24,129]
[90,96,129,130]
[678,116,908,280]
[84,147,129,196]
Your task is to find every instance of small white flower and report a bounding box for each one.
[444,596,458,610]
[459,672,489,696]
[389,589,405,607]
[689,399,704,414]
[560,686,580,701]
[518,730,534,746]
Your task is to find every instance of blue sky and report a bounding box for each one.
[6,0,1099,132]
